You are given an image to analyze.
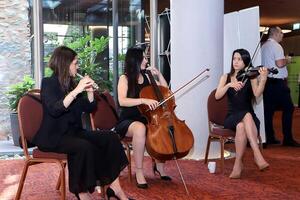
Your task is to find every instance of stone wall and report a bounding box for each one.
[0,0,31,139]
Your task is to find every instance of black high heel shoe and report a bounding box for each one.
[153,163,172,181]
[135,174,148,189]
[106,187,134,200]
[75,193,80,200]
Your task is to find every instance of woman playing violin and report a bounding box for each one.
[115,47,172,189]
[215,49,269,178]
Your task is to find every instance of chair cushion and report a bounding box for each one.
[211,123,235,137]
[32,148,67,160]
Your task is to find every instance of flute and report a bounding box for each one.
[76,73,99,90]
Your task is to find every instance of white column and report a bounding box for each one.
[150,0,158,67]
[33,0,44,88]
[171,0,224,159]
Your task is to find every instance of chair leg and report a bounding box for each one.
[126,144,132,183]
[15,161,30,200]
[60,163,66,200]
[204,136,212,164]
[220,138,225,174]
[56,171,62,190]
[58,162,67,191]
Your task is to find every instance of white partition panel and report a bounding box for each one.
[224,6,266,142]
[224,11,239,72]
[171,0,224,159]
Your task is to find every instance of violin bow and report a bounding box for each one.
[156,68,210,108]
[241,27,267,83]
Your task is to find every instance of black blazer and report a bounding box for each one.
[33,75,96,149]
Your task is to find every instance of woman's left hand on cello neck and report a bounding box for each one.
[146,66,168,87]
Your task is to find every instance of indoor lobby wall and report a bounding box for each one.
[282,35,300,56]
[0,0,31,138]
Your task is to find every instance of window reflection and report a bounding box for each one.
[28,0,144,91]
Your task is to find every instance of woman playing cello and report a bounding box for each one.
[115,47,172,189]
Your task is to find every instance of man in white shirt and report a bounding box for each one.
[261,26,299,147]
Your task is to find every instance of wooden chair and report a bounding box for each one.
[90,91,133,183]
[204,89,262,173]
[15,89,67,200]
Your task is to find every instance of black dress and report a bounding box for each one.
[115,72,150,138]
[32,75,128,194]
[224,74,260,132]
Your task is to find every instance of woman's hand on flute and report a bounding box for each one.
[75,76,95,93]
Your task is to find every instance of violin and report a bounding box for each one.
[138,69,194,161]
[236,66,278,82]
[235,28,277,82]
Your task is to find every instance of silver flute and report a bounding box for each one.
[76,73,99,90]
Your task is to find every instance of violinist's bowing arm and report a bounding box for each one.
[215,74,244,99]
[215,74,229,100]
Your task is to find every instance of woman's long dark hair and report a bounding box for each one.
[48,46,77,93]
[229,48,253,76]
[124,47,144,97]
[229,48,255,103]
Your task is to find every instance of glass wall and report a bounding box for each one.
[28,0,144,92]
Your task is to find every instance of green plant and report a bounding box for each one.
[44,67,53,77]
[44,34,111,91]
[7,75,35,112]
[67,35,110,91]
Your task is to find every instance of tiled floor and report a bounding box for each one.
[0,140,32,157]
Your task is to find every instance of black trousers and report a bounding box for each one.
[263,78,295,142]
[40,130,128,194]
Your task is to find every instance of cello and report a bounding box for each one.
[138,69,194,161]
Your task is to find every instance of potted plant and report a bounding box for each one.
[7,75,35,146]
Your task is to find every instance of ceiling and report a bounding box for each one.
[50,0,300,30]
[224,0,300,28]
[148,0,300,29]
